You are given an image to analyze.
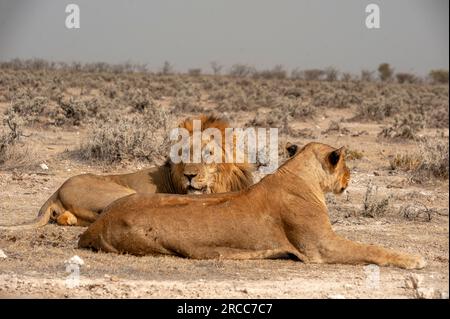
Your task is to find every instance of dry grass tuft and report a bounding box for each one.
[361,182,393,218]
[390,139,449,181]
[77,108,172,164]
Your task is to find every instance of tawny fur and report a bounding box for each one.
[0,115,254,229]
[78,142,426,269]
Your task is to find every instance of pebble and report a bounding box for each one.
[40,163,49,170]
[0,249,7,258]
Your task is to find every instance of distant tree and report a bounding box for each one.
[303,69,325,81]
[290,68,304,80]
[324,67,339,81]
[188,68,202,76]
[396,72,417,84]
[255,65,287,79]
[361,70,375,82]
[161,61,174,75]
[378,63,394,82]
[341,73,354,82]
[429,69,449,84]
[210,61,223,75]
[228,64,256,77]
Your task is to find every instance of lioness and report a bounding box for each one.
[78,142,425,269]
[0,115,254,229]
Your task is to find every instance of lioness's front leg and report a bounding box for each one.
[317,234,426,269]
[181,246,306,260]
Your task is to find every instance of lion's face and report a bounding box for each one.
[169,115,254,195]
[173,162,218,194]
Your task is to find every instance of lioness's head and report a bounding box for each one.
[286,142,350,195]
[170,115,254,194]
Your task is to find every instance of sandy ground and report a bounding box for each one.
[0,104,448,299]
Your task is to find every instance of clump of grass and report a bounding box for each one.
[6,95,48,125]
[78,109,171,164]
[378,113,424,140]
[0,115,38,170]
[390,139,449,181]
[352,97,399,122]
[171,94,203,113]
[399,202,434,222]
[346,148,363,161]
[361,182,392,218]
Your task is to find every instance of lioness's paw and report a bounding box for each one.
[403,255,427,270]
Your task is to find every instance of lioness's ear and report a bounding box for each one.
[286,143,298,157]
[328,147,346,167]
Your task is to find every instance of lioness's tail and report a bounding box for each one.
[0,191,61,231]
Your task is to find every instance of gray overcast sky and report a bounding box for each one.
[0,0,448,75]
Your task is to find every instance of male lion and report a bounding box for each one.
[1,115,254,229]
[78,142,425,269]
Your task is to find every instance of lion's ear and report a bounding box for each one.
[286,143,298,157]
[328,147,346,167]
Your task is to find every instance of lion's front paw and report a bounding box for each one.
[56,211,78,226]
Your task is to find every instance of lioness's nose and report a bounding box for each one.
[184,173,197,182]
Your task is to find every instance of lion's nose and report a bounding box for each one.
[184,173,197,182]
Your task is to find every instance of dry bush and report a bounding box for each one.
[353,97,400,122]
[429,69,449,84]
[78,109,172,164]
[361,182,393,218]
[345,148,363,161]
[378,63,394,82]
[390,139,449,181]
[229,64,256,78]
[360,70,375,82]
[276,97,316,120]
[55,97,104,126]
[378,113,424,140]
[254,65,287,79]
[396,73,418,84]
[321,121,351,135]
[6,95,48,125]
[210,61,223,75]
[160,61,174,75]
[302,69,325,81]
[101,84,119,99]
[0,115,39,170]
[399,201,435,222]
[313,89,360,108]
[390,153,422,172]
[324,67,339,81]
[188,68,202,76]
[171,94,203,113]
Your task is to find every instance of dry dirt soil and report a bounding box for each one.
[0,105,448,299]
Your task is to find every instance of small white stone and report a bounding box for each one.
[40,163,49,170]
[0,249,7,258]
[65,255,84,266]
